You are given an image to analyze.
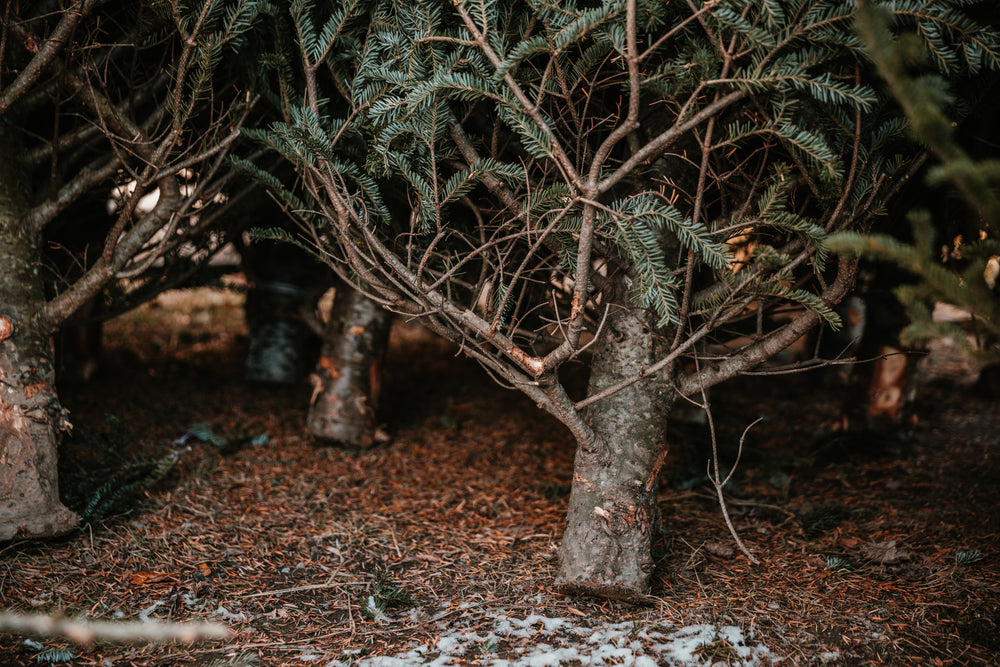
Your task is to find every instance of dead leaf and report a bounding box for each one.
[861,540,911,565]
[704,541,735,558]
[129,571,175,586]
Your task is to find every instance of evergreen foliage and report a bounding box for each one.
[33,648,76,664]
[955,549,985,566]
[828,1,1000,358]
[60,417,179,525]
[240,1,998,594]
[2,0,271,318]
[358,569,417,621]
[246,1,997,364]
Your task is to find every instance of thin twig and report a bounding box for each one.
[700,366,761,564]
[242,579,364,599]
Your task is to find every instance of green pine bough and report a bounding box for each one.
[240,0,1000,600]
[828,2,1000,359]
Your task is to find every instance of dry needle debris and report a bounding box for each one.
[0,290,997,665]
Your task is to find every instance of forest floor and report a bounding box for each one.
[1,286,998,666]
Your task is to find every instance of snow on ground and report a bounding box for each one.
[323,611,780,666]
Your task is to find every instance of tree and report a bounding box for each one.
[245,0,999,599]
[0,0,267,540]
[829,2,1000,362]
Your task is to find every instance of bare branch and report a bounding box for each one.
[597,90,745,196]
[588,0,640,186]
[676,256,857,396]
[21,154,122,233]
[703,399,762,564]
[0,0,104,114]
[452,0,582,189]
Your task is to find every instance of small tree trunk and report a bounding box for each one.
[0,139,79,540]
[868,344,910,418]
[555,290,674,600]
[0,315,80,540]
[307,286,392,447]
[243,241,324,384]
[244,281,320,384]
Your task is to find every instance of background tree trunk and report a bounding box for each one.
[307,286,392,447]
[0,133,79,540]
[555,281,675,600]
[243,239,326,385]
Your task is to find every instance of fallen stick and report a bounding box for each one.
[0,612,232,645]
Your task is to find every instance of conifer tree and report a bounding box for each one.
[829,2,1000,358]
[0,0,267,540]
[247,0,1000,599]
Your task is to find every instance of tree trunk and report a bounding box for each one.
[307,286,392,447]
[244,280,318,384]
[243,240,325,384]
[554,288,675,600]
[0,131,80,541]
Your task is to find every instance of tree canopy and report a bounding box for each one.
[0,0,268,540]
[238,0,1000,597]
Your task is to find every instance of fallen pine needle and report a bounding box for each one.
[242,580,361,598]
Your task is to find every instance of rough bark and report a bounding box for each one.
[554,281,675,600]
[0,128,79,540]
[307,286,392,447]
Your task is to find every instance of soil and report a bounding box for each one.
[0,287,997,665]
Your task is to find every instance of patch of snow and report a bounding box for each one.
[507,614,570,635]
[212,605,252,623]
[298,651,324,662]
[363,595,393,623]
[436,633,467,652]
[322,613,779,666]
[138,601,164,622]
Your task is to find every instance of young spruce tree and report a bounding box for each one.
[247,0,999,599]
[829,2,1000,358]
[0,0,266,540]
